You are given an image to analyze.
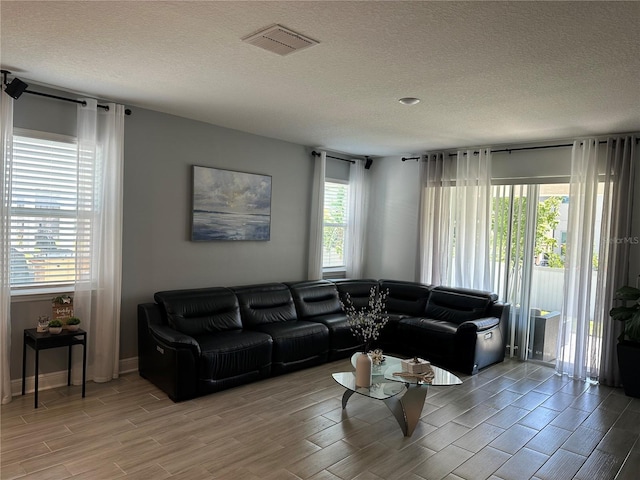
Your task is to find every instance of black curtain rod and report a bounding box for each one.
[311,150,356,164]
[401,138,638,162]
[24,89,132,116]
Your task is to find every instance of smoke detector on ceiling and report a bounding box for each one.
[243,24,318,56]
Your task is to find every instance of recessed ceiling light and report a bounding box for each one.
[399,97,420,105]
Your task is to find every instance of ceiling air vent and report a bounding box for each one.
[243,24,318,56]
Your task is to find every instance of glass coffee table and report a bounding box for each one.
[332,354,462,436]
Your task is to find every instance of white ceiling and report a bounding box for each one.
[2,1,639,156]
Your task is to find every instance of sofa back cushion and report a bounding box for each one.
[154,287,242,336]
[333,279,379,310]
[380,279,433,317]
[425,286,498,324]
[288,280,343,319]
[232,283,297,328]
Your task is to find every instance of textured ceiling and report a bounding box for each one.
[1,1,639,156]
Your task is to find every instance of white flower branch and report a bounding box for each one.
[341,287,390,351]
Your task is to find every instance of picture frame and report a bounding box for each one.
[191,165,272,241]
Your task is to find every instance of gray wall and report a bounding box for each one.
[10,91,313,379]
[122,108,312,359]
[364,156,420,281]
[325,156,351,181]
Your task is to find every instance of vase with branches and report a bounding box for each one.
[341,287,389,388]
[341,287,390,353]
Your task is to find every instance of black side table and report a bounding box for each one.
[22,328,87,408]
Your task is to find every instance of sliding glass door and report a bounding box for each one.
[491,182,602,368]
[491,184,537,361]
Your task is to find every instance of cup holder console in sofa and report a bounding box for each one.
[138,279,510,401]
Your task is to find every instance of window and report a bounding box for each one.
[322,180,349,271]
[10,132,85,291]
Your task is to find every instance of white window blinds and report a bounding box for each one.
[10,133,84,289]
[323,180,349,269]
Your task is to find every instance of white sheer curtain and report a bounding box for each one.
[73,99,124,383]
[418,153,453,285]
[558,139,601,380]
[345,158,368,278]
[418,149,492,290]
[308,150,325,280]
[0,90,13,404]
[597,136,635,386]
[453,149,492,290]
[558,137,636,382]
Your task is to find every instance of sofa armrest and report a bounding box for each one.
[458,316,500,333]
[138,303,200,401]
[455,315,505,375]
[149,324,201,356]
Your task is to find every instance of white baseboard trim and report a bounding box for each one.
[11,356,139,397]
[119,356,138,374]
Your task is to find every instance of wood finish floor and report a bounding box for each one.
[1,357,639,480]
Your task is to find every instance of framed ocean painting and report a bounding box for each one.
[191,165,272,241]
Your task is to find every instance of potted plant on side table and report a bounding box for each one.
[66,317,81,332]
[610,285,640,398]
[48,320,63,334]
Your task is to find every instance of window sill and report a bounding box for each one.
[11,286,74,303]
[323,267,346,280]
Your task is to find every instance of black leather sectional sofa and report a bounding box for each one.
[138,279,510,401]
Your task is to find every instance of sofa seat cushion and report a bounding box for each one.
[396,317,458,366]
[399,317,458,336]
[386,313,409,325]
[375,313,406,349]
[196,330,273,381]
[305,313,361,354]
[251,320,329,370]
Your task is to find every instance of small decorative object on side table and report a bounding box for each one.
[36,315,50,333]
[341,287,389,388]
[51,294,73,325]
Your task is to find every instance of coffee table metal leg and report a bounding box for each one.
[341,389,355,409]
[383,396,408,436]
[384,384,428,437]
[401,385,429,436]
